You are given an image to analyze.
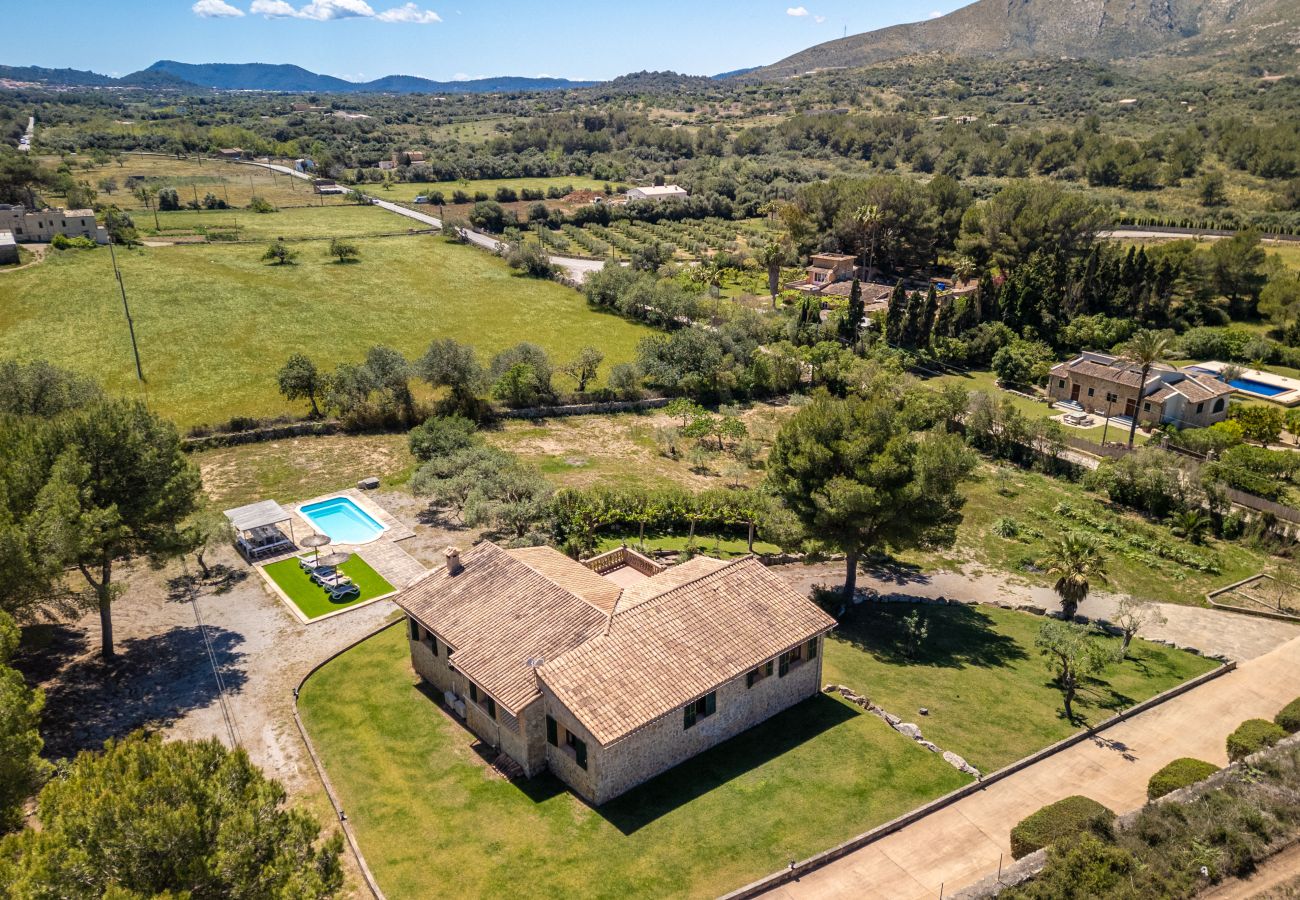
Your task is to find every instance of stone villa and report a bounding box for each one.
[1048,351,1234,429]
[398,542,836,805]
[0,205,108,245]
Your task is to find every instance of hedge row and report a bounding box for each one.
[1147,758,1220,800]
[1010,795,1115,859]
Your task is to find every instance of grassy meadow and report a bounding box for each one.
[377,175,611,204]
[0,235,654,426]
[146,204,420,242]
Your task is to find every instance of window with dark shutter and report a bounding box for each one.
[546,715,558,746]
[408,618,419,641]
[807,637,818,660]
[684,704,697,729]
[703,692,715,717]
[764,660,773,677]
[469,684,479,704]
[485,697,496,720]
[573,738,587,770]
[779,652,790,677]
[746,671,756,689]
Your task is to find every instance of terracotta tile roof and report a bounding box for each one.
[539,557,837,746]
[1172,375,1234,402]
[615,556,729,611]
[1064,359,1146,388]
[396,542,607,714]
[507,546,622,614]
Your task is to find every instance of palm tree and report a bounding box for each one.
[1119,329,1171,448]
[951,254,977,286]
[755,241,787,309]
[1041,532,1107,621]
[852,204,883,280]
[1169,509,1211,545]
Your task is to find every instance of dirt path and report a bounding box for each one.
[1200,841,1300,899]
[773,561,1300,663]
[0,242,47,273]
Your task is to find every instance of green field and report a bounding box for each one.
[376,175,610,203]
[147,204,422,242]
[299,623,970,899]
[825,602,1218,773]
[263,553,395,619]
[0,235,654,426]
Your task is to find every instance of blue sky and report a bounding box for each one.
[4,1,968,82]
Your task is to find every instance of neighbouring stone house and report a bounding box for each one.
[0,205,107,244]
[0,230,17,264]
[397,542,836,805]
[1048,351,1233,428]
[804,252,856,287]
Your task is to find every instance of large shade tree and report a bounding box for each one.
[0,732,343,897]
[766,389,976,601]
[2,397,201,658]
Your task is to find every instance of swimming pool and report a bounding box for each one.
[299,497,386,544]
[1226,377,1287,397]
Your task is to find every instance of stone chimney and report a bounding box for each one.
[444,546,463,576]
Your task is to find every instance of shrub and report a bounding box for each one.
[1276,697,1300,734]
[1147,758,1219,800]
[1010,795,1115,859]
[1227,718,1286,761]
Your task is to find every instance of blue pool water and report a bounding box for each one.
[300,497,386,544]
[1228,377,1287,397]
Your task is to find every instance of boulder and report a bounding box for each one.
[357,476,380,490]
[895,722,923,740]
[918,740,940,753]
[882,711,901,727]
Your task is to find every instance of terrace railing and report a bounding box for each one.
[584,545,666,578]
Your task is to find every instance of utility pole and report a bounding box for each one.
[108,237,145,382]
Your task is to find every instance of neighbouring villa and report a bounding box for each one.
[397,542,836,805]
[1049,351,1234,429]
[624,184,690,202]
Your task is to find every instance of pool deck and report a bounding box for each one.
[1184,361,1300,406]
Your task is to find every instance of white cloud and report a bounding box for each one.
[250,0,298,15]
[250,0,440,22]
[296,0,376,19]
[192,0,245,17]
[376,2,440,22]
[786,6,809,16]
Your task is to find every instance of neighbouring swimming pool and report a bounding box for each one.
[1226,377,1288,397]
[300,497,386,544]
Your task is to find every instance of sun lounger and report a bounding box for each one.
[327,582,360,602]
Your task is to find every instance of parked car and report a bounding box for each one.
[414,195,429,204]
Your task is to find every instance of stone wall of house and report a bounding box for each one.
[539,684,601,801]
[590,638,825,805]
[1049,371,1162,425]
[408,620,453,695]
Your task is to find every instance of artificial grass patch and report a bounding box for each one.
[263,554,394,620]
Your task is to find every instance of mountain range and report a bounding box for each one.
[751,0,1300,79]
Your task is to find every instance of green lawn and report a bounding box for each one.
[824,603,1218,773]
[0,235,654,426]
[299,624,971,899]
[376,176,611,204]
[263,554,395,620]
[147,204,413,242]
[901,462,1272,607]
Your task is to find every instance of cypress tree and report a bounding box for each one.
[918,284,940,348]
[885,280,908,347]
[977,272,998,322]
[933,295,958,340]
[841,278,865,344]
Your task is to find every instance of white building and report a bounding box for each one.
[0,206,108,244]
[0,230,17,264]
[626,185,689,202]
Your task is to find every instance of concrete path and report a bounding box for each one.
[774,562,1300,663]
[242,160,607,282]
[764,634,1300,900]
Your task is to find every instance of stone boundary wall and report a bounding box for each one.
[717,659,1234,900]
[495,397,670,419]
[183,419,342,450]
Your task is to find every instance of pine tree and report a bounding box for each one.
[977,272,997,322]
[933,295,958,340]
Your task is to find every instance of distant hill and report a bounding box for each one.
[750,0,1300,78]
[142,60,597,94]
[0,64,117,86]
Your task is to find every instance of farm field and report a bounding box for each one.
[47,152,341,210]
[0,235,654,426]
[146,204,422,242]
[378,175,610,203]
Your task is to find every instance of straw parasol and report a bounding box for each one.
[317,550,351,568]
[301,532,331,563]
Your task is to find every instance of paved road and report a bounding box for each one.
[241,160,608,282]
[764,634,1300,900]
